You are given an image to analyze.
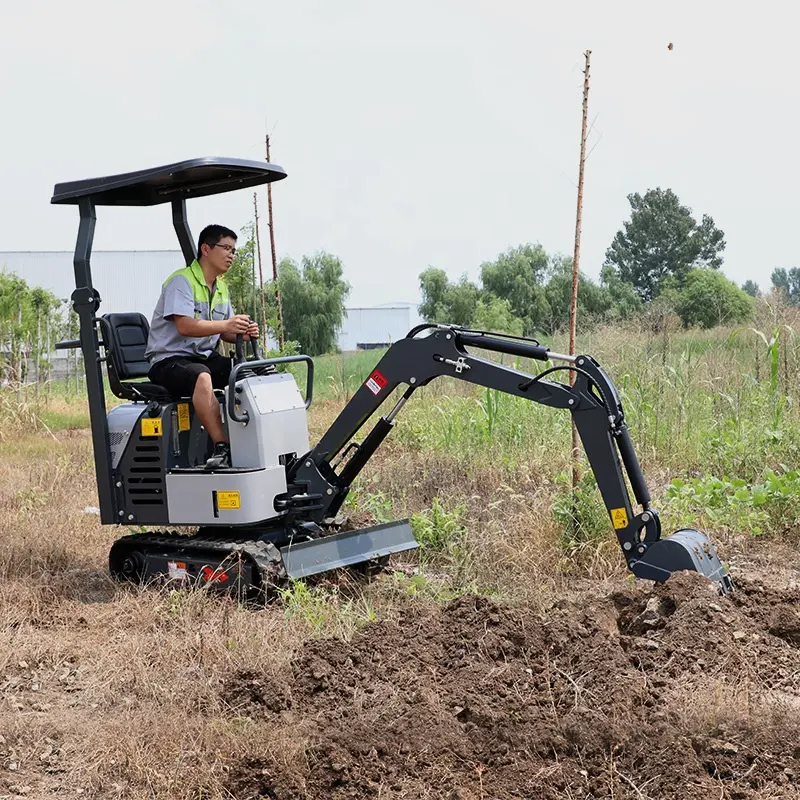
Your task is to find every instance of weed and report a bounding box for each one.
[409,497,474,585]
[411,497,467,555]
[341,481,395,523]
[730,325,798,428]
[278,579,378,638]
[389,571,463,603]
[551,470,612,554]
[361,489,395,523]
[663,469,800,535]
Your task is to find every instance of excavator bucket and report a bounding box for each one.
[628,528,732,592]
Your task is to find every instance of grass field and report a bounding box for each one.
[2,313,800,798]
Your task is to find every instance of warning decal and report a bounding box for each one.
[366,369,388,396]
[168,561,188,580]
[217,491,241,510]
[610,507,629,529]
[177,403,190,432]
[201,566,230,584]
[141,418,162,437]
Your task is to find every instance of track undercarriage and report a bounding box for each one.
[108,518,417,600]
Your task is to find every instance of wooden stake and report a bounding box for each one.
[265,133,285,348]
[570,50,591,497]
[253,192,268,351]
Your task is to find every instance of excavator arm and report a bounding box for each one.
[283,325,731,590]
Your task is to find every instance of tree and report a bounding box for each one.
[267,252,350,355]
[742,280,760,298]
[604,188,726,301]
[540,256,615,332]
[418,268,449,323]
[0,270,62,383]
[599,265,642,320]
[447,277,481,327]
[534,257,643,333]
[28,287,62,382]
[225,223,258,318]
[473,296,523,335]
[674,268,754,329]
[418,268,480,327]
[770,267,800,305]
[480,244,551,335]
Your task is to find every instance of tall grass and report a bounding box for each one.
[4,318,800,589]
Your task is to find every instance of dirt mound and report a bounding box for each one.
[224,574,800,799]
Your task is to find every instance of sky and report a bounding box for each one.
[0,0,796,307]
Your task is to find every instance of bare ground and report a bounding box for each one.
[2,426,800,799]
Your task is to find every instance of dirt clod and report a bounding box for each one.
[223,575,800,799]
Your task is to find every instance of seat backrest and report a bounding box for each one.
[102,313,151,380]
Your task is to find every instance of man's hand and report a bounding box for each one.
[245,321,259,341]
[223,315,252,336]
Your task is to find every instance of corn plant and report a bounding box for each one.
[729,325,798,428]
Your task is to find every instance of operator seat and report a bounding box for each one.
[101,313,175,402]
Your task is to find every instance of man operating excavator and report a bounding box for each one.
[52,156,731,596]
[144,224,258,469]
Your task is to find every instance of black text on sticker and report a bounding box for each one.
[366,370,388,395]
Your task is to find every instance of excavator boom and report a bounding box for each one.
[283,324,731,592]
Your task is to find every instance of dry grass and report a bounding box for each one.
[0,432,302,797]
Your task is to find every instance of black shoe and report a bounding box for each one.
[205,442,231,470]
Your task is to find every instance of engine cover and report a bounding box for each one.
[227,372,310,469]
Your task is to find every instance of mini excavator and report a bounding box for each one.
[52,157,731,597]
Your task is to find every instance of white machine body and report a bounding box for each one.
[227,372,311,469]
[165,372,311,526]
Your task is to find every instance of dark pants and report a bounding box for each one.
[148,352,232,398]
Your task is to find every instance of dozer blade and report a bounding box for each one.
[280,519,419,580]
[629,528,732,593]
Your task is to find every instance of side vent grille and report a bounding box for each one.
[126,440,164,506]
[109,431,126,464]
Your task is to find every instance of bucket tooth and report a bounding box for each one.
[629,528,732,593]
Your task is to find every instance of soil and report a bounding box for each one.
[222,572,800,799]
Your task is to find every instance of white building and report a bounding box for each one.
[0,250,182,316]
[338,303,423,351]
[0,251,420,353]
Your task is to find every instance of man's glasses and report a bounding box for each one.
[214,243,237,256]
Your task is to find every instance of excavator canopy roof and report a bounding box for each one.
[51,157,287,207]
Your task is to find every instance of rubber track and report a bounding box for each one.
[108,530,287,594]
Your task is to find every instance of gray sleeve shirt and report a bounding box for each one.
[144,274,231,364]
[162,274,195,320]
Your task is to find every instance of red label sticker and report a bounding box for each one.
[365,369,388,395]
[201,566,230,584]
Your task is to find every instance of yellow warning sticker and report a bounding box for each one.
[141,418,162,437]
[610,507,629,529]
[177,403,190,432]
[217,491,241,510]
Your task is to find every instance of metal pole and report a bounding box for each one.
[266,133,285,347]
[171,199,196,265]
[570,50,591,501]
[73,198,116,524]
